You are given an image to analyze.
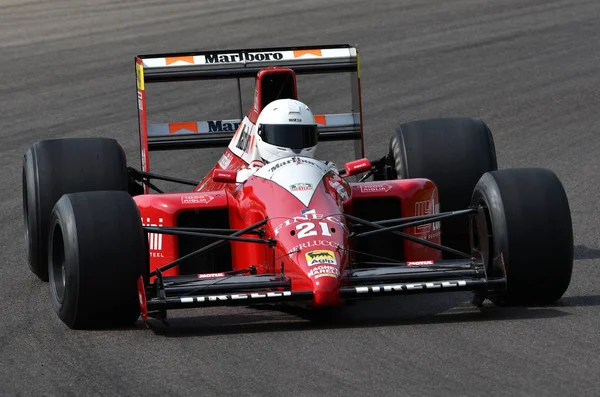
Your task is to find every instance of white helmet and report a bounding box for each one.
[255,99,319,163]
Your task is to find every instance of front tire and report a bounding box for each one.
[49,191,145,329]
[471,168,573,305]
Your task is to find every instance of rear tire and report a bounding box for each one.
[386,117,497,256]
[23,138,128,281]
[48,191,145,329]
[471,168,573,305]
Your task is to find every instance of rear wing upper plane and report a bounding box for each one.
[135,44,364,173]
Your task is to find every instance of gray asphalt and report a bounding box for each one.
[1,0,599,396]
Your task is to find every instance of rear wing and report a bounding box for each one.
[135,44,364,173]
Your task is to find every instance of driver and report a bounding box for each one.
[257,98,319,162]
[237,99,337,182]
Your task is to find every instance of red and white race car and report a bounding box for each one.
[22,45,573,329]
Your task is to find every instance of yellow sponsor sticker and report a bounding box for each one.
[136,62,145,90]
[305,250,337,266]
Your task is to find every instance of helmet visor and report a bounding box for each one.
[258,124,318,150]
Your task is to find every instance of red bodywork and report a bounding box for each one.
[135,176,440,308]
[134,63,441,308]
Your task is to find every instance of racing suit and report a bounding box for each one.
[236,159,339,183]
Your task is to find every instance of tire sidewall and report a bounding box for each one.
[23,148,46,279]
[471,173,509,278]
[48,197,81,327]
[389,132,408,179]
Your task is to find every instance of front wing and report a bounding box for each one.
[141,258,507,319]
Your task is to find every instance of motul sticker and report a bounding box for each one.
[406,260,435,266]
[359,184,392,193]
[305,250,337,266]
[181,195,213,204]
[198,272,225,279]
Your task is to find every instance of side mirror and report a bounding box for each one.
[212,169,237,183]
[344,158,372,177]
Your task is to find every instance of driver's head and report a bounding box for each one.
[255,99,318,163]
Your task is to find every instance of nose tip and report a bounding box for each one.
[312,276,341,307]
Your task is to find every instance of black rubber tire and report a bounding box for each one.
[48,191,145,329]
[22,138,128,281]
[471,168,573,305]
[388,117,497,256]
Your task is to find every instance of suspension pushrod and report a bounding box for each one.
[352,209,476,238]
[344,213,470,258]
[144,226,270,244]
[352,208,477,228]
[129,167,200,186]
[146,226,260,235]
[149,218,269,277]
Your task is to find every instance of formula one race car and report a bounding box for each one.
[22,45,573,329]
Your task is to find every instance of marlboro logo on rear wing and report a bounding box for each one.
[147,114,360,137]
[135,44,364,174]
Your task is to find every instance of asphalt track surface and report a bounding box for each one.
[1,0,599,396]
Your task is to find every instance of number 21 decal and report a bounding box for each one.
[295,222,332,239]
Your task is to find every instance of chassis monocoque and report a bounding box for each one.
[22,45,573,329]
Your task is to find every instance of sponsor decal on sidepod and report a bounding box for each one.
[141,218,164,258]
[181,195,214,204]
[359,184,393,193]
[414,199,441,238]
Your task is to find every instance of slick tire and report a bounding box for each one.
[22,138,128,281]
[388,117,497,256]
[471,168,573,305]
[49,191,145,329]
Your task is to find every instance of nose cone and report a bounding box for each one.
[304,249,343,307]
[312,275,341,307]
